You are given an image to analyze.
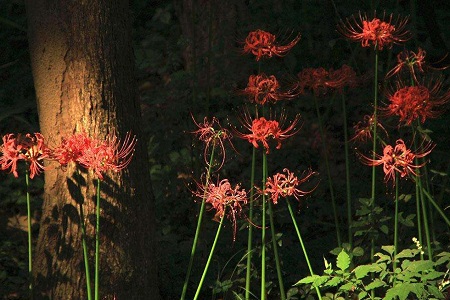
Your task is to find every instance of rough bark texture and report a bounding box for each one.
[26,1,160,299]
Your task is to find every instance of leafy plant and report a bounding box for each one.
[295,245,450,300]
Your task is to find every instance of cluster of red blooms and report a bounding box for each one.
[0,133,49,179]
[360,139,434,184]
[237,113,300,154]
[0,131,136,180]
[386,48,426,83]
[191,116,232,170]
[194,178,247,240]
[242,73,295,105]
[351,114,388,143]
[296,64,358,95]
[243,29,301,61]
[384,80,450,126]
[338,11,410,50]
[264,168,316,204]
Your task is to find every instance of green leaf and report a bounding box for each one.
[427,285,444,298]
[313,276,330,287]
[339,282,355,291]
[337,250,350,271]
[381,245,395,256]
[403,260,434,273]
[358,291,368,299]
[396,249,419,259]
[295,275,321,285]
[365,279,385,290]
[352,247,364,257]
[380,225,389,234]
[324,276,343,287]
[353,265,372,279]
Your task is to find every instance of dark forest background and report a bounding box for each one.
[1,0,450,299]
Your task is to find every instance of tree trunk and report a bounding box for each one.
[26,1,160,299]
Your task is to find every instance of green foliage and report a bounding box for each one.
[296,246,450,299]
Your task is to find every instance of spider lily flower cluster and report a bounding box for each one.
[264,168,316,205]
[0,131,136,180]
[242,73,295,105]
[295,64,358,95]
[382,79,450,126]
[194,178,247,240]
[0,133,50,179]
[243,29,301,61]
[236,113,301,154]
[191,116,232,170]
[359,139,434,184]
[338,11,410,50]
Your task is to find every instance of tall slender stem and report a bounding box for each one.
[181,147,216,300]
[313,96,341,246]
[25,170,33,299]
[415,179,424,260]
[80,202,92,300]
[193,213,225,300]
[370,48,379,262]
[268,199,286,300]
[286,199,322,300]
[245,147,256,300]
[393,173,399,283]
[422,189,450,227]
[261,152,268,300]
[95,179,100,300]
[341,94,352,247]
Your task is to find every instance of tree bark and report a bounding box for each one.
[26,1,160,299]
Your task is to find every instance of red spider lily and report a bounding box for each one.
[351,114,388,143]
[53,132,95,166]
[359,139,434,184]
[383,79,450,125]
[76,132,136,180]
[191,115,233,170]
[242,73,294,105]
[296,65,358,95]
[236,112,301,154]
[386,48,448,83]
[338,11,410,50]
[0,133,50,179]
[243,29,301,61]
[264,168,317,204]
[194,178,247,241]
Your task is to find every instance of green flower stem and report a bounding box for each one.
[369,47,379,300]
[412,124,433,259]
[370,48,379,263]
[95,179,100,300]
[261,151,268,300]
[313,96,341,247]
[415,179,424,260]
[193,213,225,300]
[286,199,322,300]
[341,94,352,247]
[245,146,256,300]
[181,147,216,300]
[268,199,286,300]
[419,176,432,259]
[422,188,450,228]
[393,173,399,283]
[80,202,92,300]
[25,170,33,299]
